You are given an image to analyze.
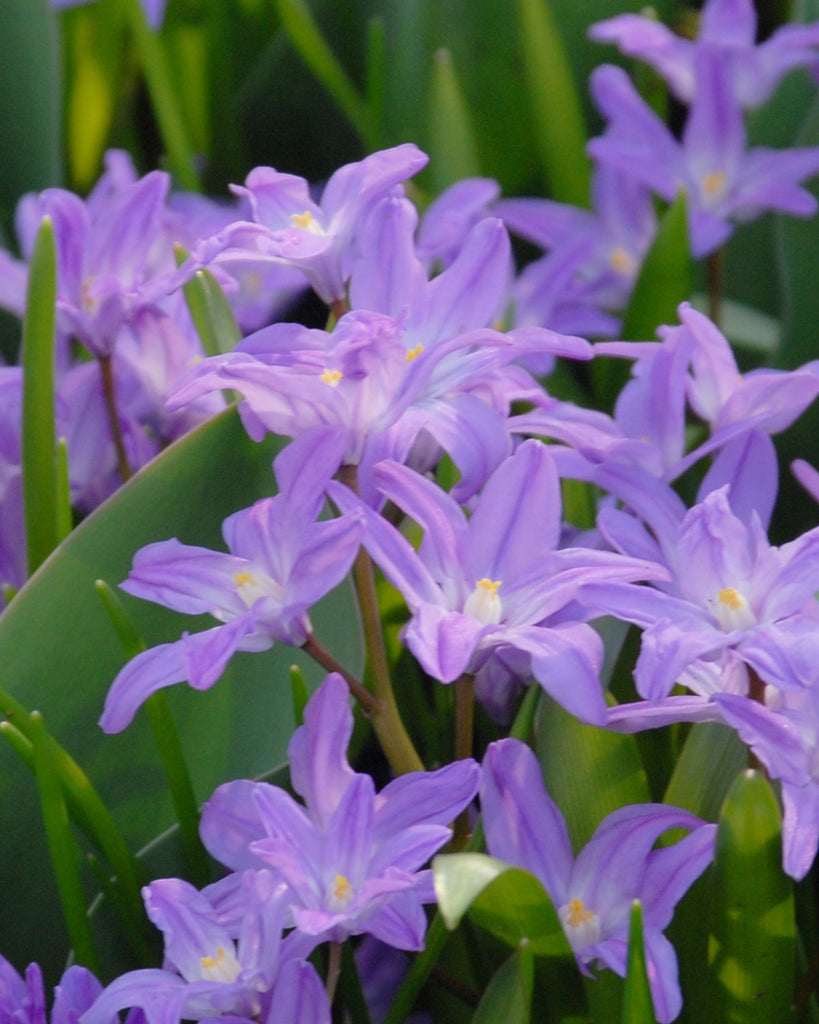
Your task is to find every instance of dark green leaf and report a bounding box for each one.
[472,947,534,1024]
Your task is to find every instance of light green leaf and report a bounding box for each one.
[516,0,590,205]
[433,852,572,957]
[706,770,796,1023]
[536,696,650,851]
[428,48,481,194]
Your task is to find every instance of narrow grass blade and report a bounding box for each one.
[22,216,58,576]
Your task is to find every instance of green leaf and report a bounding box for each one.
[663,722,747,822]
[275,0,373,148]
[30,711,99,974]
[621,191,692,343]
[706,770,796,1023]
[516,0,590,205]
[0,407,362,977]
[433,852,572,958]
[535,696,650,851]
[22,216,59,576]
[472,947,534,1024]
[623,901,655,1024]
[177,247,242,358]
[0,0,61,220]
[428,48,481,194]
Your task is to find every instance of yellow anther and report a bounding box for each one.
[564,899,595,928]
[200,949,224,970]
[476,578,502,594]
[292,210,316,230]
[233,571,257,588]
[718,587,743,610]
[703,170,727,197]
[334,874,353,902]
[405,343,424,362]
[320,368,343,386]
[609,246,636,275]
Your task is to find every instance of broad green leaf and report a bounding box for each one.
[706,770,795,1023]
[433,852,572,957]
[516,0,590,206]
[0,0,61,222]
[536,696,650,851]
[21,217,58,576]
[623,901,654,1024]
[472,947,534,1024]
[428,48,481,194]
[0,407,362,979]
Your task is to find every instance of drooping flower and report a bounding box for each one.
[200,673,481,949]
[99,431,364,733]
[481,738,716,1023]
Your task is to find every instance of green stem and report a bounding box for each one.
[451,672,475,849]
[122,0,201,190]
[338,464,424,775]
[30,711,100,973]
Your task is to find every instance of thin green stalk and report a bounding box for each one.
[338,464,424,775]
[122,0,201,190]
[22,216,59,576]
[96,579,210,887]
[55,437,73,543]
[302,633,382,717]
[451,672,475,849]
[30,710,100,973]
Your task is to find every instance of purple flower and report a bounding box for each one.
[192,145,428,306]
[329,439,667,724]
[588,56,819,256]
[590,0,819,109]
[481,738,716,1022]
[0,957,109,1024]
[81,872,329,1024]
[99,432,364,732]
[200,673,481,949]
[592,486,819,703]
[498,165,658,316]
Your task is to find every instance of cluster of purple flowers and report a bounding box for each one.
[3,0,819,1020]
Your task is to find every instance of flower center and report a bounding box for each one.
[463,578,503,625]
[199,946,242,983]
[702,170,728,204]
[714,586,756,631]
[291,210,325,234]
[558,898,602,953]
[609,246,637,276]
[320,368,343,387]
[328,873,355,911]
[405,343,424,362]
[232,569,283,609]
